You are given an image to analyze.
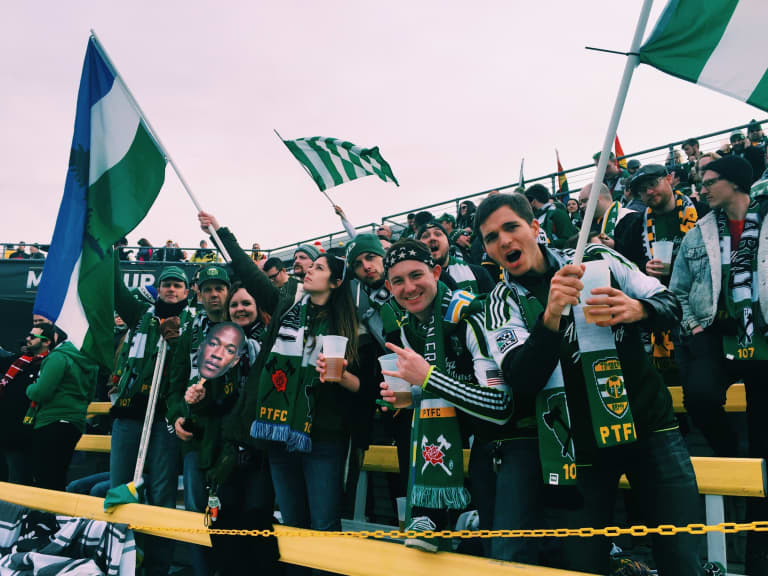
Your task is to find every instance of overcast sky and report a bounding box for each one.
[1,1,764,252]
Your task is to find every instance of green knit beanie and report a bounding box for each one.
[345,234,385,266]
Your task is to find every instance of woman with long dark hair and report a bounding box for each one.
[197,212,359,542]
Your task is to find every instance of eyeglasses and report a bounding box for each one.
[636,177,662,196]
[26,333,48,341]
[701,177,722,189]
[267,271,280,281]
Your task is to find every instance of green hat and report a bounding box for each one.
[157,266,188,286]
[437,213,456,226]
[294,244,321,261]
[345,234,385,266]
[198,265,230,288]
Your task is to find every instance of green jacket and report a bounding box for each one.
[26,342,99,432]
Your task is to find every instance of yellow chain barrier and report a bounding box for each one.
[125,520,768,539]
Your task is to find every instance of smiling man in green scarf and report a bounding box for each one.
[378,239,513,553]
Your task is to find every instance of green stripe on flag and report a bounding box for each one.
[86,124,166,253]
[639,0,738,83]
[305,139,344,187]
[285,140,329,190]
[83,122,165,368]
[748,70,768,111]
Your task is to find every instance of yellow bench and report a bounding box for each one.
[0,482,597,576]
[668,383,746,413]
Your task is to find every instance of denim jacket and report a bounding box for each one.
[669,210,768,335]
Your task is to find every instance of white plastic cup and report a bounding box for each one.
[581,260,611,324]
[396,497,407,531]
[379,353,412,404]
[322,335,348,382]
[653,240,674,275]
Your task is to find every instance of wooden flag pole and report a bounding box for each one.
[89,30,231,263]
[273,129,338,208]
[565,0,654,312]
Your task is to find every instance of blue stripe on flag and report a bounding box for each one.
[34,40,115,323]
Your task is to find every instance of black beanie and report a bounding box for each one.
[704,155,753,194]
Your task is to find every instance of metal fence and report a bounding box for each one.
[4,118,766,266]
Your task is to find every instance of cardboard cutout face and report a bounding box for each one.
[197,322,246,379]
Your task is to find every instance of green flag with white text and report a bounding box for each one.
[639,0,768,112]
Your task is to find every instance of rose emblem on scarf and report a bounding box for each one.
[422,444,444,466]
[272,370,287,392]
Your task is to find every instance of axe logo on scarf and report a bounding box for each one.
[593,357,628,418]
[421,434,454,475]
[542,392,575,462]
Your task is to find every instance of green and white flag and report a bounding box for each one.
[282,136,398,191]
[640,0,768,111]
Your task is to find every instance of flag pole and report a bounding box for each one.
[518,158,525,189]
[272,129,338,208]
[571,0,654,266]
[88,30,231,263]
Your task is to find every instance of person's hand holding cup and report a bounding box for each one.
[580,260,612,324]
[321,335,348,383]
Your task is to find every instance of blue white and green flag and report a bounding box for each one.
[282,136,398,191]
[34,37,166,369]
[640,0,768,111]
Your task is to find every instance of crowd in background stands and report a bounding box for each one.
[2,121,768,576]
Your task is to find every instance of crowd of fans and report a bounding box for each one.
[2,121,768,576]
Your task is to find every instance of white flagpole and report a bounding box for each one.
[563,0,654,315]
[89,30,231,262]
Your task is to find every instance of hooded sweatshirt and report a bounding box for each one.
[26,342,99,432]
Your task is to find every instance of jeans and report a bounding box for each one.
[468,438,542,563]
[183,450,209,576]
[111,417,179,576]
[267,438,346,531]
[572,428,704,575]
[66,471,111,497]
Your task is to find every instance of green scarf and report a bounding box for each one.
[600,201,622,237]
[447,252,478,294]
[488,278,577,486]
[716,200,768,360]
[250,294,326,452]
[401,283,473,510]
[113,305,192,417]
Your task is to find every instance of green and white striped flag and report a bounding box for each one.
[282,136,399,191]
[639,0,768,112]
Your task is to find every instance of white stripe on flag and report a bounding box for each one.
[313,140,352,184]
[330,143,368,179]
[89,78,141,185]
[697,0,768,101]
[54,255,88,349]
[294,140,334,189]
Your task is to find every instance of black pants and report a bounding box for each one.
[211,450,280,576]
[571,429,704,576]
[30,421,81,491]
[677,328,768,572]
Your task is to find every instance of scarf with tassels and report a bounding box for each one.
[643,191,698,365]
[716,200,768,360]
[401,282,476,510]
[250,294,326,453]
